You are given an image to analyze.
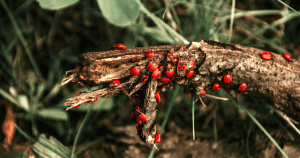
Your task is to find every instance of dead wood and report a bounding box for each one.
[61,40,300,146]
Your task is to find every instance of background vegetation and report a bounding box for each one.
[0,0,300,157]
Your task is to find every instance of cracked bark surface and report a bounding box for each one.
[137,78,158,146]
[61,40,300,146]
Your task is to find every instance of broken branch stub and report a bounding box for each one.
[61,40,300,146]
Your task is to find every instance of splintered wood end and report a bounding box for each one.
[60,74,75,87]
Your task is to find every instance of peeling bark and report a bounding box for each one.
[61,40,300,145]
[141,78,158,145]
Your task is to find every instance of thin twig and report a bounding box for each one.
[198,96,207,108]
[203,94,229,101]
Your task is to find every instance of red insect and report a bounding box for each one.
[141,75,149,83]
[261,51,274,60]
[186,59,195,69]
[199,90,206,95]
[283,53,292,61]
[177,58,186,76]
[223,74,232,84]
[212,83,221,91]
[109,79,121,87]
[155,91,161,104]
[238,83,247,92]
[160,77,171,83]
[144,52,154,58]
[86,98,98,104]
[112,43,126,50]
[75,92,81,108]
[137,112,147,122]
[151,66,163,79]
[166,63,175,78]
[155,131,161,143]
[172,58,178,65]
[92,98,97,103]
[130,66,145,76]
[166,52,174,62]
[186,69,194,79]
[147,58,160,72]
[137,118,143,125]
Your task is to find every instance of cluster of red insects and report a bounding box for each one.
[130,52,195,82]
[74,44,293,144]
[262,51,292,61]
[131,96,161,143]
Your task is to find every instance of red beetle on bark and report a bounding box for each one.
[155,91,161,104]
[166,52,174,62]
[238,83,247,92]
[186,58,195,70]
[166,63,175,78]
[86,98,97,104]
[151,66,163,79]
[212,83,221,91]
[160,77,171,83]
[144,52,154,58]
[177,58,186,76]
[155,131,161,143]
[261,52,274,60]
[111,44,127,50]
[283,53,292,61]
[147,58,160,72]
[137,112,147,122]
[199,90,206,95]
[186,69,194,79]
[109,79,121,87]
[130,66,145,76]
[223,74,232,84]
[141,75,149,83]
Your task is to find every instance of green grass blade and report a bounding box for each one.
[216,10,284,22]
[192,94,195,140]
[213,105,218,143]
[246,122,253,158]
[0,0,43,79]
[168,1,184,36]
[71,104,94,158]
[0,88,25,110]
[15,124,35,142]
[263,102,300,137]
[277,0,300,16]
[136,0,189,44]
[240,106,289,158]
[227,0,236,43]
[271,116,294,141]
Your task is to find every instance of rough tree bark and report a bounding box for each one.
[60,40,300,146]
